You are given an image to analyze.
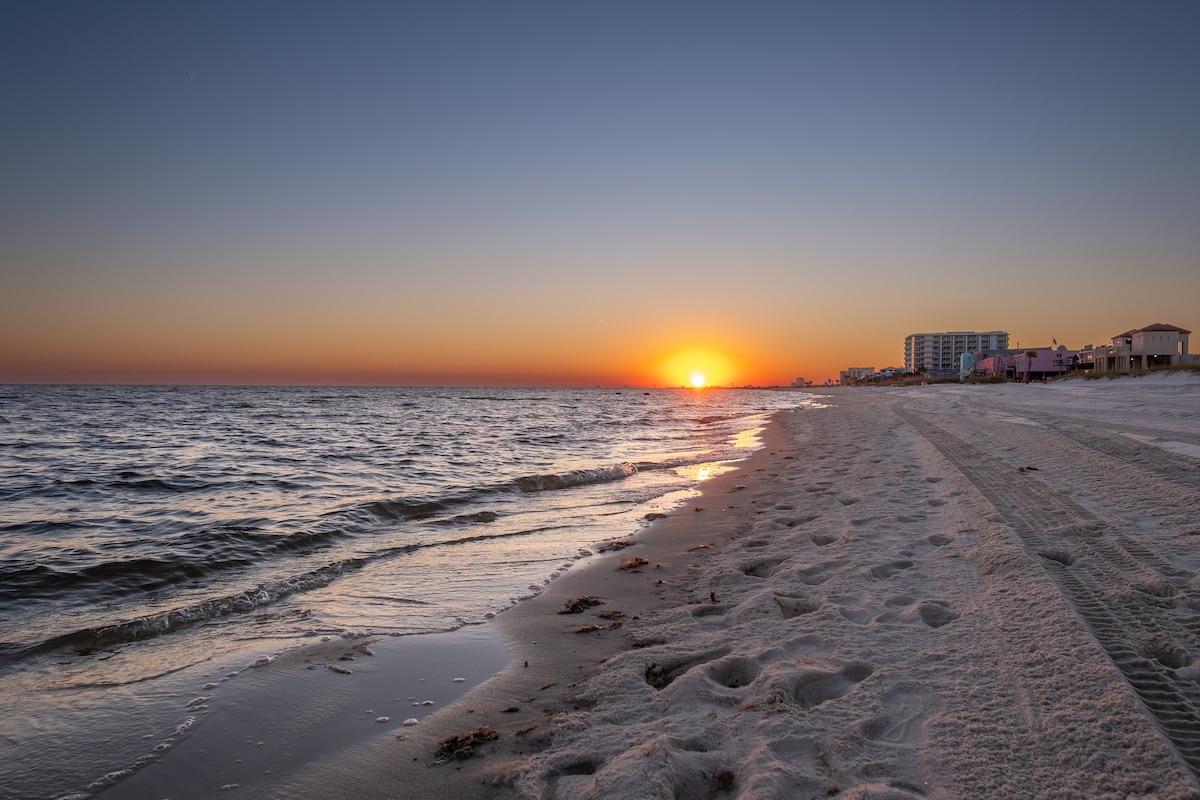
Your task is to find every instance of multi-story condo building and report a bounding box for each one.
[839,367,876,385]
[904,331,1009,375]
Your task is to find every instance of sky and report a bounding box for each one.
[2,1,1197,387]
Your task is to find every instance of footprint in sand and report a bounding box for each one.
[689,602,731,631]
[548,759,600,784]
[838,606,873,625]
[829,594,874,624]
[644,647,734,690]
[1039,549,1075,566]
[795,561,842,586]
[704,656,761,689]
[857,687,928,743]
[773,593,820,619]
[926,534,952,547]
[810,532,838,546]
[1142,637,1191,670]
[913,600,959,628]
[868,560,914,580]
[742,558,787,578]
[791,662,875,709]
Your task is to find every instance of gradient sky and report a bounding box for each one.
[2,1,1197,386]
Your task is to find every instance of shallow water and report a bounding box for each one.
[0,385,820,798]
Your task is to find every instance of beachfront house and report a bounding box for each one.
[1077,323,1192,374]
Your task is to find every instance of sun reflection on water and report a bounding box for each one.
[675,462,735,482]
[733,426,764,448]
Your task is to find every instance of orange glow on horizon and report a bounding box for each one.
[660,348,737,388]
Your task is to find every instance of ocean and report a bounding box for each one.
[0,384,820,798]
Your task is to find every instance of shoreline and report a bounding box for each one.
[91,411,787,800]
[262,411,802,799]
[15,389,800,800]
[102,374,1200,798]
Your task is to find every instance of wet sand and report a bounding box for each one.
[94,626,509,799]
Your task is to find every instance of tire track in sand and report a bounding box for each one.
[896,404,1200,780]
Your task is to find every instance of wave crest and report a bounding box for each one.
[514,462,638,492]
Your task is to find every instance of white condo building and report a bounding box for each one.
[905,331,1009,374]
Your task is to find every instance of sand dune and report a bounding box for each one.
[275,373,1200,800]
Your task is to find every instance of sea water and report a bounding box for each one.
[0,385,820,798]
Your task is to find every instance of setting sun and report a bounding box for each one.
[659,348,737,388]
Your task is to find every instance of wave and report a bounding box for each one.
[1,461,645,605]
[9,474,310,502]
[435,510,501,525]
[0,528,350,602]
[17,557,371,659]
[0,517,105,535]
[514,433,568,444]
[351,495,473,522]
[111,478,194,492]
[514,462,638,492]
[346,461,643,524]
[6,525,567,663]
[693,413,744,425]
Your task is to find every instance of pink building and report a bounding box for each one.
[973,347,1079,381]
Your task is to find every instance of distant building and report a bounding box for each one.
[791,377,807,387]
[960,352,975,379]
[905,331,1009,376]
[973,346,1079,381]
[839,367,875,385]
[1078,323,1192,374]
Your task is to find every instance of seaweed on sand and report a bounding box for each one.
[558,595,604,614]
[436,725,500,761]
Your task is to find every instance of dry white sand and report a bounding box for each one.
[262,373,1200,800]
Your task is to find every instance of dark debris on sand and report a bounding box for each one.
[558,595,604,614]
[436,725,500,762]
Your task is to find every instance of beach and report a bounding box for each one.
[103,374,1200,799]
[0,387,804,800]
